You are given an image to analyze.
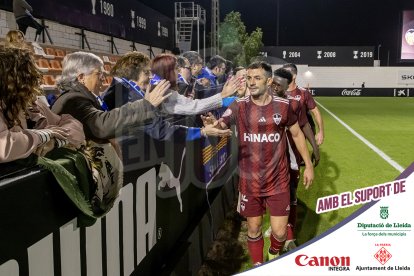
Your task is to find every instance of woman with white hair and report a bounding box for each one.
[51,51,171,214]
[51,51,171,140]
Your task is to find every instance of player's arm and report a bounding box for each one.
[202,100,238,132]
[202,122,232,137]
[301,122,320,166]
[288,122,314,189]
[310,106,324,145]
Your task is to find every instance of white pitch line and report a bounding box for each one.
[316,100,404,173]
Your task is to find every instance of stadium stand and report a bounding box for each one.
[0,2,235,275]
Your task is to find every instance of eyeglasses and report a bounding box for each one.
[175,64,191,71]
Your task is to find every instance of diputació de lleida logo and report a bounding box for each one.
[380,206,389,219]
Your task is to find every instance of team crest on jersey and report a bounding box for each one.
[222,108,232,117]
[272,113,282,125]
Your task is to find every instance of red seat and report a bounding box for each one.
[42,75,56,85]
[55,49,66,57]
[49,60,62,70]
[36,58,50,70]
[44,48,56,56]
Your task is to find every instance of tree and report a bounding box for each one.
[219,11,263,66]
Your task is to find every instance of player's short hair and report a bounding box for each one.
[247,61,272,78]
[282,63,298,75]
[273,68,293,85]
[234,66,245,74]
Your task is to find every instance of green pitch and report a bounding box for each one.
[297,97,414,242]
[241,97,414,270]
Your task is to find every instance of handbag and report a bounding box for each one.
[81,140,123,215]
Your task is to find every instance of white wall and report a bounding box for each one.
[272,65,414,88]
[0,9,165,56]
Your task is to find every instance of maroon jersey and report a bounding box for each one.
[221,95,297,197]
[287,86,316,127]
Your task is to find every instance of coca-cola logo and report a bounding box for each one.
[341,89,362,96]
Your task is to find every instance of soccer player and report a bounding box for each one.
[281,63,325,165]
[205,61,314,265]
[271,68,307,251]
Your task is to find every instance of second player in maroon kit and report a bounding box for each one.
[270,68,305,252]
[281,63,325,165]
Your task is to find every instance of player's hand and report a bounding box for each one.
[202,124,232,137]
[303,166,314,189]
[316,131,324,145]
[145,80,171,107]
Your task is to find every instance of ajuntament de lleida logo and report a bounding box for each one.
[380,206,389,219]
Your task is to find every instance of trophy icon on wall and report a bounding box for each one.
[131,10,136,28]
[282,50,287,59]
[91,0,96,14]
[353,50,358,59]
[317,50,322,59]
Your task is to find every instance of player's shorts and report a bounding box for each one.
[237,191,290,217]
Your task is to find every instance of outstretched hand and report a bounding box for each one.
[200,112,217,127]
[144,80,172,107]
[220,76,244,98]
[203,124,232,137]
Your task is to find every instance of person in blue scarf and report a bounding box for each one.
[103,52,236,141]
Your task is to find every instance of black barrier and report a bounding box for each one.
[0,116,237,275]
[308,87,412,97]
[0,0,174,50]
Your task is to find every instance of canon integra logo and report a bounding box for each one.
[342,89,361,96]
[295,254,351,266]
[401,75,414,80]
